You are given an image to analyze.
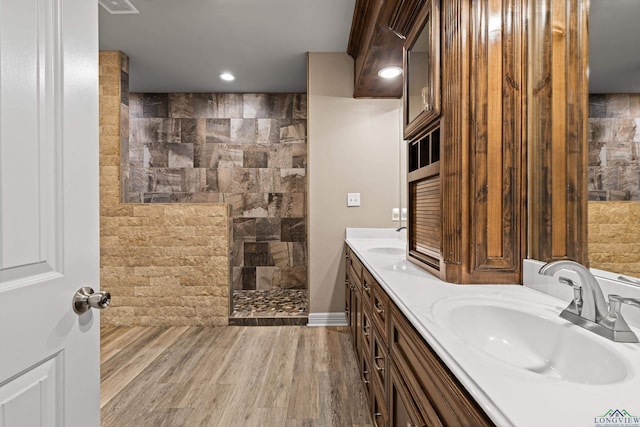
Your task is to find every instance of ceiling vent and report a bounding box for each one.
[99,0,139,14]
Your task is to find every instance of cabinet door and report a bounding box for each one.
[389,361,429,427]
[361,345,373,405]
[372,371,389,427]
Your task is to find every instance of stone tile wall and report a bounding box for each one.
[126,92,308,293]
[100,51,230,326]
[589,94,640,200]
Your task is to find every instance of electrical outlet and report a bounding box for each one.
[347,193,361,207]
[392,208,400,221]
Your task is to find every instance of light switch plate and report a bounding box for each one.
[347,193,361,207]
[392,208,400,221]
[401,208,407,221]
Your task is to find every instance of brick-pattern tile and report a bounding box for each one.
[588,202,640,277]
[99,51,230,326]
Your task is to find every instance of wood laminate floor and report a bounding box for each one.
[100,326,373,427]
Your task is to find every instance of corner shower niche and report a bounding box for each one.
[125,92,309,325]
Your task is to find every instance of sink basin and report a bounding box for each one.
[433,298,629,385]
[367,247,405,255]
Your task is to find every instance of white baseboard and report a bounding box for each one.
[307,312,347,327]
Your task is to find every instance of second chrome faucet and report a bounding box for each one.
[539,260,640,343]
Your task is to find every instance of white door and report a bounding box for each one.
[0,0,100,425]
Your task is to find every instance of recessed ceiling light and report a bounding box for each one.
[219,72,235,82]
[378,66,403,79]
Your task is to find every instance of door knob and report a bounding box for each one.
[73,287,111,314]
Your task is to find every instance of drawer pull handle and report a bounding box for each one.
[363,369,370,384]
[374,302,385,314]
[374,355,385,372]
[363,283,371,293]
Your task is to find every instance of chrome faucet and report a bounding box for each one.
[539,260,640,343]
[539,260,609,323]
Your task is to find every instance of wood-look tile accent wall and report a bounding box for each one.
[125,93,307,293]
[588,94,640,201]
[99,51,230,326]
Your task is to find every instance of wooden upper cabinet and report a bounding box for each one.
[404,0,588,283]
[347,0,589,283]
[408,0,525,283]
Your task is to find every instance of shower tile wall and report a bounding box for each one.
[589,94,640,200]
[127,93,307,292]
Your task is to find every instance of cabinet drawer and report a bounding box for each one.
[347,247,364,282]
[389,359,428,427]
[371,280,389,344]
[362,309,373,358]
[361,349,373,405]
[390,307,494,426]
[372,325,387,391]
[362,268,375,307]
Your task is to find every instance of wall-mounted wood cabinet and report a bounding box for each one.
[404,0,589,283]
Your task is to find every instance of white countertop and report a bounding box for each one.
[346,228,640,427]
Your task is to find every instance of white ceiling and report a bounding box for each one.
[98,0,640,94]
[98,0,356,93]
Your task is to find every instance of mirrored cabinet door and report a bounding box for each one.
[403,0,440,139]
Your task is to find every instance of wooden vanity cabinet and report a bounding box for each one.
[390,305,493,426]
[345,247,494,427]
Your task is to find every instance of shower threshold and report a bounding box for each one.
[229,289,308,326]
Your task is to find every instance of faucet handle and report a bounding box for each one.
[558,277,583,315]
[609,294,640,312]
[601,295,640,343]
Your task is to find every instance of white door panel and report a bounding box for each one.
[0,0,100,424]
[0,354,62,427]
[0,0,53,269]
